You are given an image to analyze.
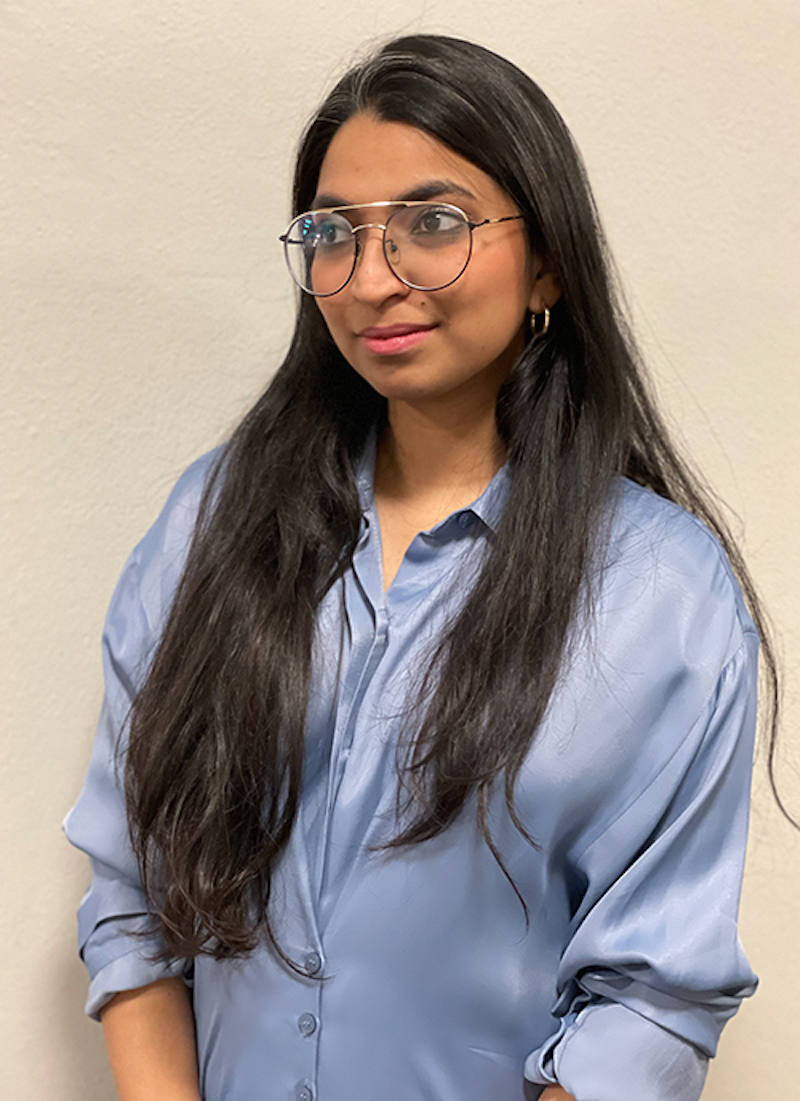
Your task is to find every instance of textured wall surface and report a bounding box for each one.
[2,2,798,1098]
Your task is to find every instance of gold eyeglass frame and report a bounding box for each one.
[279,200,525,296]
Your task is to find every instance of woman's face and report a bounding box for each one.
[311,113,555,408]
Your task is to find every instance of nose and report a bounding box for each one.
[348,227,409,304]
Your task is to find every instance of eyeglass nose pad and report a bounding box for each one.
[385,237,401,266]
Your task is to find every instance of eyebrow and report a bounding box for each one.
[311,179,477,210]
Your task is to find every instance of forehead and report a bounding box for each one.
[314,113,509,209]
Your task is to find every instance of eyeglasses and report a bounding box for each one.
[279,200,525,297]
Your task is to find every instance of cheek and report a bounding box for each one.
[315,300,342,336]
[451,256,531,352]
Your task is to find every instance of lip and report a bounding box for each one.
[356,322,438,356]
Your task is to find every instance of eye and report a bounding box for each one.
[409,206,465,237]
[301,214,352,249]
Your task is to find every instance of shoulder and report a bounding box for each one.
[610,478,742,583]
[598,478,757,672]
[524,479,761,845]
[133,449,222,577]
[611,477,752,634]
[518,481,760,854]
[104,448,224,656]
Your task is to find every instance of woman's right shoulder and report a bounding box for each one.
[107,447,224,647]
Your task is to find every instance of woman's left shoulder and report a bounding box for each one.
[599,478,758,670]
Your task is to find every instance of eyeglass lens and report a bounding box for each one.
[283,204,473,296]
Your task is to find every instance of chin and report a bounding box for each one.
[359,370,457,404]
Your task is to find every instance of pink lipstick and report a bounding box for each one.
[357,323,437,355]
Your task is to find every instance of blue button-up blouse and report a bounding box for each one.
[65,440,759,1101]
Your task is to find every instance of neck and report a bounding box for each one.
[375,389,506,509]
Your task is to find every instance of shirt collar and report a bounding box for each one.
[355,429,510,536]
[467,462,510,534]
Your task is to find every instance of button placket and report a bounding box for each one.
[324,604,389,813]
[312,572,383,907]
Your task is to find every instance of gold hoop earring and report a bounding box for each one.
[530,307,550,339]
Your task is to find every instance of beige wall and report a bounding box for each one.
[2,2,799,1097]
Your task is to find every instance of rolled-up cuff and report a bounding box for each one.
[81,913,188,1021]
[525,1002,708,1101]
[85,943,189,1021]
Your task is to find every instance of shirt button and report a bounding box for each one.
[298,1012,318,1037]
[458,511,474,529]
[296,1084,313,1101]
[303,951,322,976]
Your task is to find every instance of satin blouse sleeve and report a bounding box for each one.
[524,486,760,1101]
[63,453,216,1019]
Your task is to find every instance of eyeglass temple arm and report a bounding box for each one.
[468,214,526,230]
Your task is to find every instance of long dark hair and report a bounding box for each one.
[124,34,782,961]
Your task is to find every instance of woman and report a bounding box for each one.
[65,33,775,1101]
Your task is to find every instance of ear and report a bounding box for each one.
[528,260,561,315]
